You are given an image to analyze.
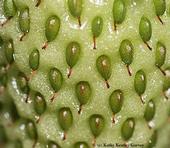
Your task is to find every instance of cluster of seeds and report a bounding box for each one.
[0,0,170,148]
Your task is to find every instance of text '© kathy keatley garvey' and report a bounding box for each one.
[97,143,144,147]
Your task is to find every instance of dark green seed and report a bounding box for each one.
[3,0,17,17]
[76,81,91,105]
[119,39,134,76]
[47,140,61,148]
[0,102,3,113]
[112,0,126,30]
[49,68,63,92]
[144,99,156,122]
[74,142,89,148]
[26,120,38,140]
[14,139,23,148]
[45,15,60,42]
[68,0,82,26]
[0,125,8,144]
[146,130,157,148]
[92,16,103,38]
[0,36,4,46]
[58,107,73,131]
[33,92,46,116]
[139,16,152,42]
[163,69,170,99]
[153,0,166,16]
[7,100,20,122]
[139,16,152,50]
[29,48,40,71]
[121,117,135,141]
[155,41,166,69]
[96,55,111,88]
[134,69,146,102]
[66,42,81,78]
[109,89,124,115]
[119,39,134,65]
[4,39,14,64]
[19,7,30,33]
[17,72,29,94]
[0,73,8,88]
[89,114,104,137]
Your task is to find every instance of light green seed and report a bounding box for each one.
[19,7,30,33]
[74,142,89,148]
[119,39,134,65]
[113,0,126,27]
[29,48,40,71]
[144,99,156,122]
[68,0,82,26]
[134,69,146,96]
[121,117,135,141]
[139,16,152,42]
[14,139,23,148]
[153,0,166,16]
[49,68,63,92]
[89,114,104,137]
[75,81,91,105]
[26,120,38,140]
[33,92,46,116]
[96,55,111,87]
[146,130,157,148]
[58,107,73,131]
[109,89,124,115]
[0,125,8,144]
[92,16,103,38]
[45,15,60,42]
[66,42,81,68]
[4,39,14,64]
[47,140,61,148]
[155,41,166,68]
[3,0,17,18]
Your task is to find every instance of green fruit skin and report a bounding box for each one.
[58,107,73,131]
[45,15,60,42]
[68,0,82,18]
[75,81,91,105]
[113,0,126,24]
[153,0,166,16]
[66,41,81,68]
[29,49,40,71]
[121,118,135,141]
[49,68,63,92]
[119,39,134,65]
[96,55,111,81]
[3,0,17,17]
[89,114,104,137]
[134,70,146,96]
[139,16,152,42]
[144,99,156,122]
[155,41,166,68]
[19,7,30,33]
[109,89,124,114]
[92,16,103,38]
